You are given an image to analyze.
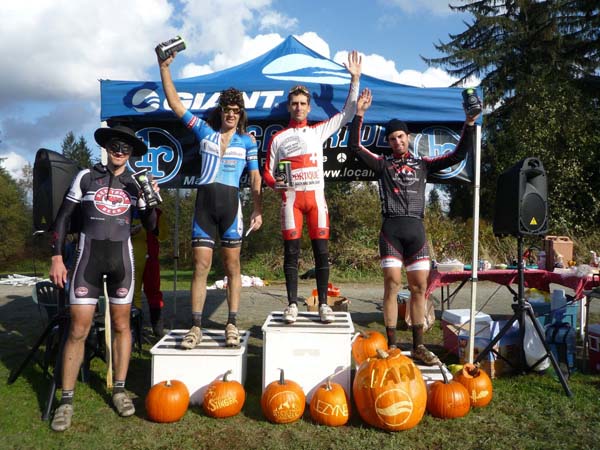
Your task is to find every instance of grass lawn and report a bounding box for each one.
[2,310,600,450]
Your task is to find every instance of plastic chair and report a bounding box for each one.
[33,281,64,377]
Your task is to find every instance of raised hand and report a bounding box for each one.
[344,50,362,80]
[357,88,372,114]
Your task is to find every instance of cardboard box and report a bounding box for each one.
[457,335,504,378]
[262,311,354,402]
[588,324,600,373]
[441,309,492,355]
[304,295,349,312]
[544,236,573,271]
[150,329,249,405]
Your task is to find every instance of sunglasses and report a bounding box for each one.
[222,106,242,115]
[107,140,133,155]
[289,85,310,96]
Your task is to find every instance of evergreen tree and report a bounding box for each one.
[61,131,94,168]
[0,165,31,267]
[424,0,600,233]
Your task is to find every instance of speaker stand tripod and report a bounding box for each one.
[8,286,70,420]
[474,235,572,397]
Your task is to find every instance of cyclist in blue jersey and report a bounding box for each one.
[159,50,262,348]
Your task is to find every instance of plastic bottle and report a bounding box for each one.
[537,251,546,270]
[523,314,550,371]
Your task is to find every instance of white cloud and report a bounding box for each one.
[0,0,176,104]
[0,152,29,181]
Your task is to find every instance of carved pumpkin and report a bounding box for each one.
[202,370,245,418]
[454,363,493,408]
[309,375,350,426]
[426,365,471,419]
[352,348,427,431]
[352,330,388,365]
[145,379,189,423]
[261,368,305,424]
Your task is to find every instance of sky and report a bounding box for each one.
[0,0,477,181]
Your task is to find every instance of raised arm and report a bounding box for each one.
[158,52,186,118]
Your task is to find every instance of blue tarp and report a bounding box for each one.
[100,35,481,125]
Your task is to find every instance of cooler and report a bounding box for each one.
[588,324,600,373]
[442,309,492,355]
[150,329,249,405]
[262,311,354,402]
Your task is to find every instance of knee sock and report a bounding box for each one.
[386,326,397,347]
[412,324,425,349]
[192,312,203,328]
[60,389,74,405]
[227,312,237,326]
[284,239,301,305]
[311,239,330,305]
[113,380,126,395]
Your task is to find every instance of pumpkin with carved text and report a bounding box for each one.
[352,348,427,431]
[261,368,305,424]
[454,363,493,408]
[309,375,350,426]
[352,330,388,365]
[202,370,245,418]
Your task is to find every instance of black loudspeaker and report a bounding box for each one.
[33,149,81,231]
[493,157,548,236]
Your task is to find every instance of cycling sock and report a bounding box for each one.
[192,312,203,328]
[412,324,425,349]
[386,326,397,347]
[284,239,301,304]
[60,389,74,405]
[227,311,237,326]
[113,380,126,395]
[311,239,329,305]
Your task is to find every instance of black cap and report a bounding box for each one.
[385,119,409,137]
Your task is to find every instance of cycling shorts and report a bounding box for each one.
[379,216,430,270]
[192,183,243,248]
[280,189,329,241]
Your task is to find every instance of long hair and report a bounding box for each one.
[206,87,248,134]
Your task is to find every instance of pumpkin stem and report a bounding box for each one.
[325,375,334,391]
[165,380,172,387]
[359,330,369,338]
[438,363,450,384]
[376,348,389,359]
[223,369,232,382]
[278,368,285,384]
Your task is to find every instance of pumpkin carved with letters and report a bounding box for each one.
[261,368,305,424]
[352,348,427,431]
[202,370,245,418]
[309,375,350,426]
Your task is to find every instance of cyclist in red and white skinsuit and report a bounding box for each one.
[263,50,361,324]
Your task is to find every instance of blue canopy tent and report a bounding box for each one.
[100,35,483,361]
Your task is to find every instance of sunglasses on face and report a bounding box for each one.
[107,140,133,155]
[222,106,242,115]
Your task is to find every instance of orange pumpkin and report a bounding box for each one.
[145,379,189,423]
[309,375,350,427]
[352,330,388,365]
[202,370,245,418]
[454,363,493,408]
[352,348,427,431]
[426,365,471,419]
[261,368,305,424]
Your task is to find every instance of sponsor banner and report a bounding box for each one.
[126,121,472,188]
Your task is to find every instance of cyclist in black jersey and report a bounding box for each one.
[49,125,158,432]
[349,88,479,365]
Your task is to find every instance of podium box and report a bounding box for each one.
[261,311,354,402]
[150,329,249,405]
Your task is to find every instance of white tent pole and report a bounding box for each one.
[468,125,482,363]
[171,188,180,330]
